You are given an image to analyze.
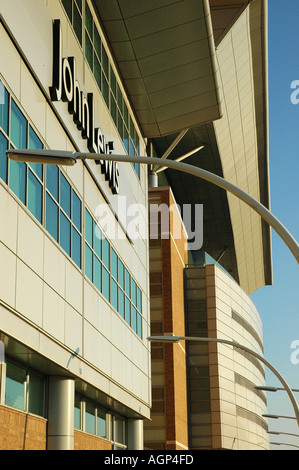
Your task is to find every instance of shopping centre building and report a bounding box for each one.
[0,0,271,450]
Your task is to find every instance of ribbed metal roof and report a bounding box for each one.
[93,0,271,294]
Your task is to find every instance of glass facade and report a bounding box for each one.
[4,360,45,417]
[85,208,143,338]
[74,394,127,448]
[0,2,148,449]
[0,82,83,267]
[61,0,140,178]
[0,81,143,339]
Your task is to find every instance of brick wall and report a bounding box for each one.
[0,405,47,450]
[148,187,189,450]
[74,430,112,450]
[0,405,113,450]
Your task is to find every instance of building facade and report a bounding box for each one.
[0,0,150,450]
[185,261,268,450]
[0,0,271,451]
[144,0,271,451]
[145,189,269,450]
[145,187,189,450]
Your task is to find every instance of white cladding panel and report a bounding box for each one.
[0,0,150,417]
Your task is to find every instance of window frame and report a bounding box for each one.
[4,359,46,418]
[60,0,141,179]
[0,82,83,269]
[84,207,143,338]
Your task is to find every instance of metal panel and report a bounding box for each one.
[92,0,222,137]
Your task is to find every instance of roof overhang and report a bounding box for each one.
[92,0,271,294]
[209,0,254,45]
[92,0,223,137]
[147,0,271,295]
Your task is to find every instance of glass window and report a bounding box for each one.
[73,1,82,45]
[0,132,8,183]
[83,210,142,336]
[94,256,102,292]
[137,313,142,338]
[111,279,118,311]
[94,56,101,89]
[28,169,42,223]
[85,209,93,247]
[110,67,116,97]
[9,160,26,204]
[72,227,81,268]
[94,223,102,258]
[0,82,9,134]
[72,191,81,231]
[102,237,110,269]
[118,260,124,289]
[28,373,44,416]
[85,2,93,39]
[74,395,81,430]
[46,193,59,241]
[60,211,71,255]
[28,126,43,180]
[102,76,109,108]
[46,165,59,201]
[102,46,109,78]
[5,361,26,411]
[123,103,128,127]
[97,408,106,438]
[118,288,124,318]
[110,95,117,125]
[94,28,101,59]
[102,266,110,301]
[125,269,130,297]
[129,138,135,157]
[117,110,123,139]
[10,99,27,149]
[60,2,141,176]
[131,306,137,332]
[123,127,129,153]
[125,296,131,325]
[116,84,123,112]
[0,88,84,270]
[60,173,71,218]
[85,243,93,281]
[85,401,96,435]
[62,0,72,22]
[131,279,137,306]
[75,0,82,13]
[111,249,118,280]
[137,287,142,312]
[85,31,93,71]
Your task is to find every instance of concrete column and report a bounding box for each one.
[47,376,75,450]
[127,419,144,450]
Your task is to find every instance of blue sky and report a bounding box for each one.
[250,0,299,450]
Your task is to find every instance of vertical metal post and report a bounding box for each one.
[47,376,75,450]
[127,419,144,450]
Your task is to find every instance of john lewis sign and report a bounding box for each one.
[49,19,119,194]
